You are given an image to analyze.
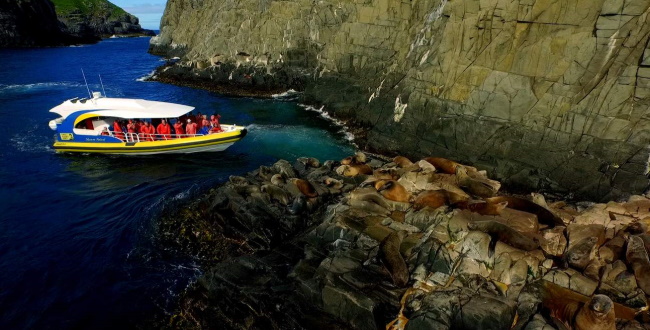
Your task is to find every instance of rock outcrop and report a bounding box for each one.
[0,0,153,48]
[0,0,74,47]
[150,0,650,200]
[52,0,154,41]
[159,153,650,329]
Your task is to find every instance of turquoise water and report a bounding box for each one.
[0,37,354,329]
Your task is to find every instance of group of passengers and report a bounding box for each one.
[105,112,222,141]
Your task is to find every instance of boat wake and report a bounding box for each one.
[0,82,83,95]
[298,104,356,144]
[11,125,53,153]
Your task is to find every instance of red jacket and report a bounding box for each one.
[157,123,171,139]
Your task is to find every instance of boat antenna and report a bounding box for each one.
[99,74,107,97]
[81,68,92,98]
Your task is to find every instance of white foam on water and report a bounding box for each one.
[271,89,300,99]
[136,70,157,82]
[298,104,356,144]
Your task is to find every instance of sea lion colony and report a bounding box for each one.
[162,153,650,329]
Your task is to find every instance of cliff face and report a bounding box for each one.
[52,0,154,40]
[151,0,650,200]
[0,0,72,47]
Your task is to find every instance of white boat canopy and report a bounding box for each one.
[50,96,195,120]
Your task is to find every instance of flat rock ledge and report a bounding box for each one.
[158,154,650,330]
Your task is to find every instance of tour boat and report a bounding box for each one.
[48,92,247,154]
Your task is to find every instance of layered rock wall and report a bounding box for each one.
[152,0,650,200]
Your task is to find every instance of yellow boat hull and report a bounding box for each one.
[53,127,247,155]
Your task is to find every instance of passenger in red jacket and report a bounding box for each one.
[173,119,185,138]
[142,121,156,141]
[113,120,125,140]
[156,119,171,140]
[186,119,197,136]
[210,114,222,132]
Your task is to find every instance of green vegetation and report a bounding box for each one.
[51,0,128,19]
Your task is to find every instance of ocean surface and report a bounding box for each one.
[0,37,354,329]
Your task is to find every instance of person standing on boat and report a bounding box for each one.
[186,119,197,137]
[174,119,185,138]
[113,120,125,141]
[157,119,171,140]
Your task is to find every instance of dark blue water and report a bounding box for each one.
[0,38,354,329]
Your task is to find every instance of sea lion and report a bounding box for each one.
[350,188,391,209]
[422,157,460,174]
[290,178,318,198]
[626,235,650,295]
[456,166,500,197]
[393,156,413,168]
[233,184,261,196]
[413,190,448,210]
[467,220,539,256]
[456,200,508,215]
[257,165,273,180]
[336,164,373,177]
[324,176,343,190]
[413,189,468,210]
[484,196,565,228]
[261,184,290,205]
[378,230,409,287]
[297,157,320,168]
[574,295,616,330]
[229,175,248,186]
[375,180,411,203]
[373,168,397,180]
[563,236,598,270]
[341,151,367,165]
[270,173,285,186]
[542,281,637,323]
[272,159,297,178]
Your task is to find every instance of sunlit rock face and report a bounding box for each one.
[152,0,650,200]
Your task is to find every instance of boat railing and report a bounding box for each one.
[105,125,238,142]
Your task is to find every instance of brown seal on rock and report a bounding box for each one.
[563,236,598,270]
[456,200,508,215]
[373,168,397,180]
[260,184,290,205]
[422,157,460,174]
[393,156,413,168]
[336,164,373,177]
[341,151,367,165]
[374,180,411,203]
[574,295,616,330]
[456,166,500,197]
[270,173,285,186]
[626,235,650,295]
[413,190,469,210]
[378,230,409,287]
[467,220,539,256]
[297,157,320,168]
[290,178,318,198]
[485,196,565,228]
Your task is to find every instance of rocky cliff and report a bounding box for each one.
[0,0,73,47]
[52,0,154,41]
[150,0,650,201]
[0,0,153,48]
